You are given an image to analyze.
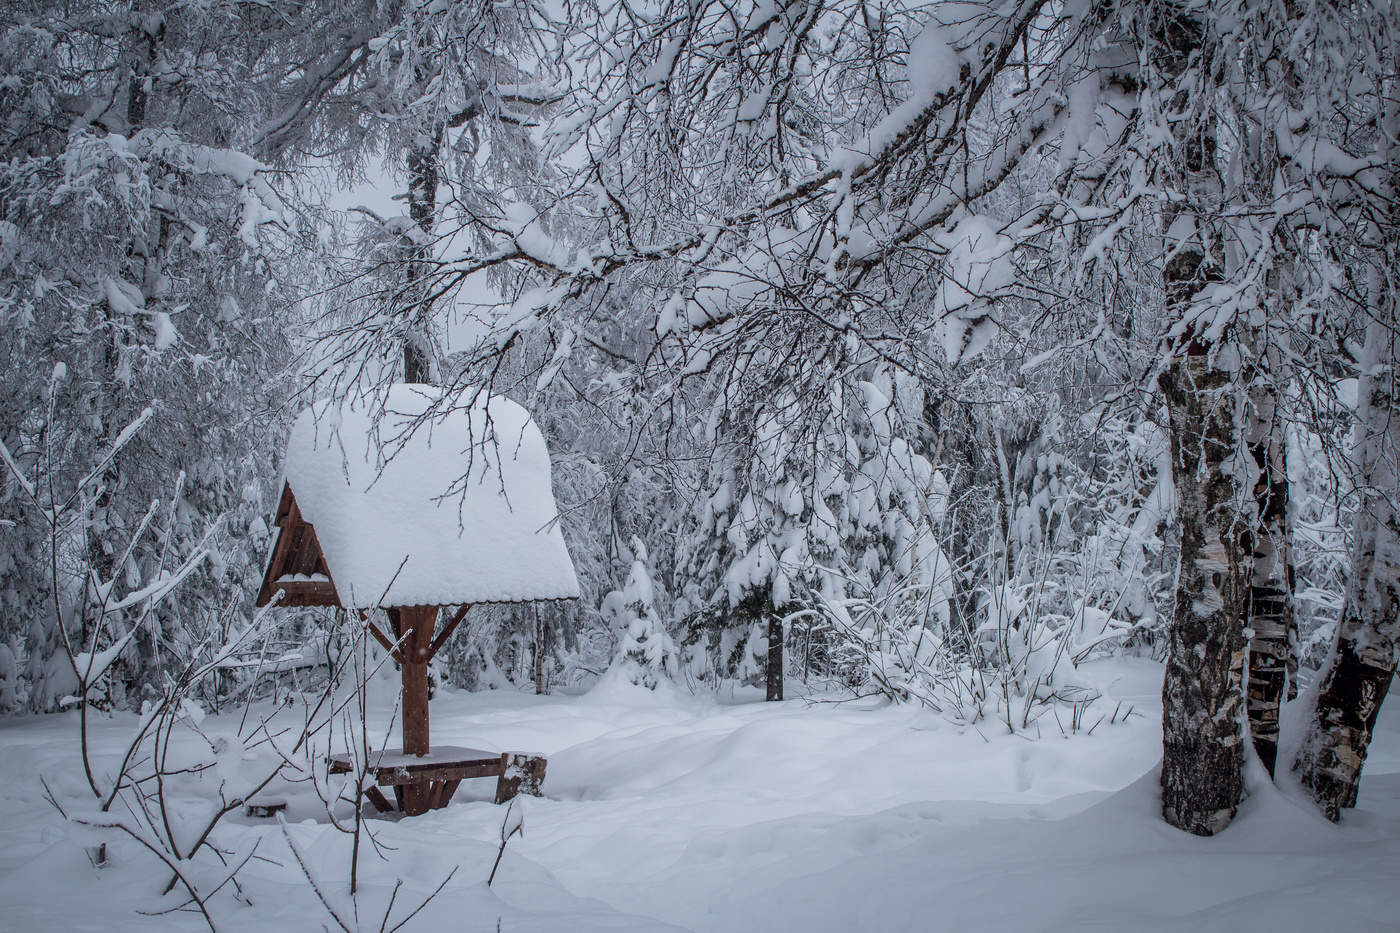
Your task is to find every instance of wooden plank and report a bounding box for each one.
[285,524,307,575]
[364,786,394,813]
[255,484,300,607]
[329,748,503,773]
[299,521,330,578]
[273,579,337,598]
[374,762,504,786]
[273,483,295,525]
[270,588,341,607]
[430,779,462,809]
[400,780,432,816]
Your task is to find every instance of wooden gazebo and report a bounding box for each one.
[257,385,579,815]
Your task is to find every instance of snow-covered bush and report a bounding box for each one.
[786,399,1175,731]
[0,7,296,711]
[0,391,351,926]
[672,371,957,695]
[603,537,679,688]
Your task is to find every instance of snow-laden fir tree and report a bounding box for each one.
[673,370,957,703]
[602,536,679,689]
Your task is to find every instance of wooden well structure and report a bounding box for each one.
[256,386,579,815]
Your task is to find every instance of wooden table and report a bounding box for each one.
[329,745,546,815]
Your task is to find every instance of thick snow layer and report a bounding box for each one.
[280,385,580,607]
[340,745,502,769]
[2,659,1399,931]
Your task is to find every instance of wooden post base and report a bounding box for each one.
[495,753,547,804]
[394,779,462,815]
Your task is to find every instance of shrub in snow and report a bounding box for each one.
[0,72,291,712]
[602,537,679,688]
[791,394,1177,730]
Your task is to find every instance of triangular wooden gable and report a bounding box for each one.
[255,483,341,607]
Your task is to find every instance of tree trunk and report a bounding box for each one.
[1294,291,1400,820]
[89,14,167,698]
[1242,2,1304,777]
[1244,354,1296,776]
[534,609,546,695]
[1159,351,1249,835]
[403,126,444,384]
[766,615,784,701]
[1154,2,1247,836]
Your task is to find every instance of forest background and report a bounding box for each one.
[0,0,1396,836]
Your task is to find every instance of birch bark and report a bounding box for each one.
[1244,340,1297,776]
[1154,3,1249,835]
[1294,270,1400,819]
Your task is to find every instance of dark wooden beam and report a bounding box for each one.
[357,610,402,661]
[256,484,342,608]
[376,762,503,786]
[255,484,300,607]
[398,605,438,759]
[428,604,471,661]
[273,579,337,600]
[364,786,394,813]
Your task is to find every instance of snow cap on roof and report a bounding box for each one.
[282,384,580,608]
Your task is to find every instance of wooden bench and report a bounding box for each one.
[328,746,546,815]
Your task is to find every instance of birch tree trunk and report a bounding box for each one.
[1294,276,1400,820]
[1154,3,1249,836]
[1159,351,1249,835]
[403,125,444,384]
[1241,0,1305,778]
[1244,344,1297,777]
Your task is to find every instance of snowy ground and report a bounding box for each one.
[1,658,1398,932]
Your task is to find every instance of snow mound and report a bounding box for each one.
[281,385,580,608]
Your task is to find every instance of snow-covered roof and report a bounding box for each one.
[276,385,580,608]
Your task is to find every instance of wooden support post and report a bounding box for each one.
[395,606,439,816]
[401,659,430,751]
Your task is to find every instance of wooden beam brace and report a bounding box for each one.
[358,610,403,662]
[431,779,462,809]
[363,786,395,813]
[428,604,471,661]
